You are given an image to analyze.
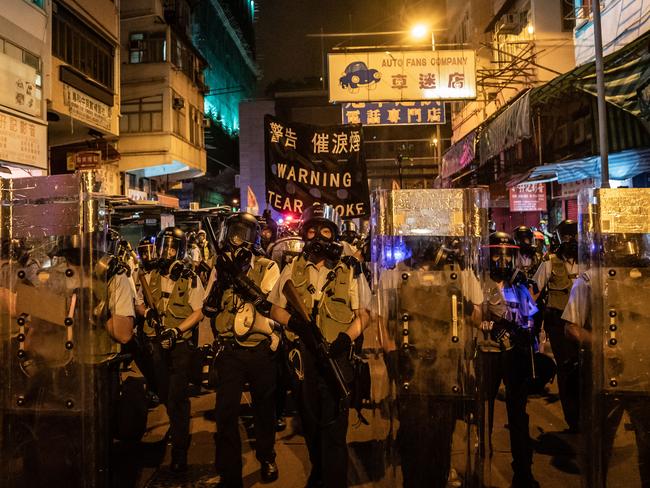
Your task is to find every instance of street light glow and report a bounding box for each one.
[410,24,429,40]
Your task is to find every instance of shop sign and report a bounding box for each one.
[0,51,41,117]
[63,84,111,131]
[69,150,102,171]
[560,178,595,198]
[328,50,476,102]
[509,183,547,212]
[341,101,445,125]
[0,111,46,169]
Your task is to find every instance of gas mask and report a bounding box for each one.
[557,239,578,261]
[232,246,253,274]
[303,225,343,267]
[489,246,515,283]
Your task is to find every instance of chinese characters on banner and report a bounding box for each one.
[341,101,445,126]
[328,50,476,102]
[264,115,370,218]
[509,184,547,212]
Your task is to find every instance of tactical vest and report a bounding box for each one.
[149,270,194,340]
[547,254,576,311]
[291,255,355,343]
[200,242,211,262]
[214,255,274,347]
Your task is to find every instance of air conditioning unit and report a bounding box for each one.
[496,12,524,34]
[172,97,185,110]
[189,202,199,210]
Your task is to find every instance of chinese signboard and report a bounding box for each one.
[63,84,112,131]
[0,111,46,169]
[509,183,547,212]
[71,151,102,170]
[0,52,42,117]
[328,50,476,102]
[341,101,444,126]
[265,114,370,218]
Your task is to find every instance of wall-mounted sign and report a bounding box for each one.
[63,84,112,131]
[0,111,46,169]
[328,50,476,102]
[71,150,102,171]
[509,183,547,212]
[342,101,445,125]
[0,51,42,117]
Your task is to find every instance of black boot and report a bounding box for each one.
[261,461,279,483]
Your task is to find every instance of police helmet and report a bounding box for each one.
[300,204,342,241]
[340,221,359,244]
[218,212,260,251]
[513,225,535,257]
[156,227,186,262]
[555,220,577,242]
[138,236,157,266]
[487,231,518,282]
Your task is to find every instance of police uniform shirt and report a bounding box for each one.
[189,245,201,263]
[561,269,593,328]
[341,240,372,310]
[136,271,205,314]
[533,257,578,291]
[109,272,136,317]
[203,256,280,301]
[268,258,361,311]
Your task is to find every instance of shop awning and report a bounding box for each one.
[511,147,650,185]
[441,130,477,179]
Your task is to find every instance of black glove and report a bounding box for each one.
[329,332,352,358]
[287,314,310,336]
[160,327,181,350]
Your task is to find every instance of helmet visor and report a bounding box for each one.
[158,236,180,260]
[227,221,257,248]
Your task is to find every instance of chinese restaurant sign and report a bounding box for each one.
[328,50,476,102]
[264,114,370,218]
[341,101,445,125]
[509,183,547,212]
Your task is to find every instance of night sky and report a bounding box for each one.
[255,0,447,95]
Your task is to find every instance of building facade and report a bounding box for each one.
[0,0,51,177]
[119,0,207,202]
[47,0,122,193]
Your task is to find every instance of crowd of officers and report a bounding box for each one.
[5,203,644,488]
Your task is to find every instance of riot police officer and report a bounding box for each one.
[532,219,580,432]
[203,212,280,487]
[564,233,650,487]
[513,226,540,281]
[269,204,366,488]
[480,232,539,488]
[260,209,278,254]
[135,227,204,472]
[197,229,212,263]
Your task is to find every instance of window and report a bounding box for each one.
[120,95,163,133]
[575,0,593,21]
[52,1,114,90]
[189,105,204,147]
[172,91,185,138]
[26,0,44,9]
[562,0,576,31]
[170,30,205,88]
[129,31,166,64]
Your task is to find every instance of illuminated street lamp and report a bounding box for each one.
[410,23,435,50]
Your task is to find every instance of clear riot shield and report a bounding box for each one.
[268,236,304,270]
[0,172,118,488]
[579,187,650,488]
[363,188,488,487]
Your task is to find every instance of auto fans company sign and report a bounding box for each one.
[264,115,370,218]
[328,50,476,102]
